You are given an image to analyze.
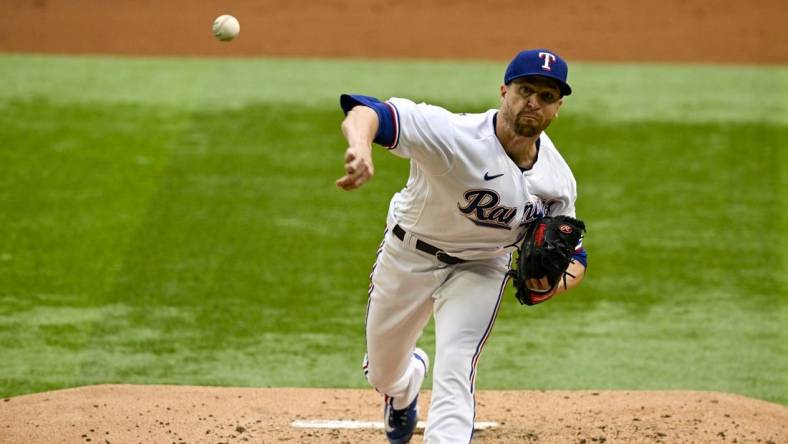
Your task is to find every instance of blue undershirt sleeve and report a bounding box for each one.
[339,94,398,148]
[571,248,588,268]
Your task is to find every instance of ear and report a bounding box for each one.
[500,84,507,102]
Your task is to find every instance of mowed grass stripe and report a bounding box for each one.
[1,54,786,124]
[0,99,182,301]
[0,99,186,393]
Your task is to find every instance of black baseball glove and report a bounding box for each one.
[509,215,586,306]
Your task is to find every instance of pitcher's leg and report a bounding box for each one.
[424,258,510,443]
[364,235,441,409]
[364,290,432,408]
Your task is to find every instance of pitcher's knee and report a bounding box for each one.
[365,367,399,393]
[362,355,389,389]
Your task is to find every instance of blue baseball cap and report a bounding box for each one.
[504,49,572,96]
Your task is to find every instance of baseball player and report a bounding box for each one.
[336,49,587,443]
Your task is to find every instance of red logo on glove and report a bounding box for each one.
[534,224,547,247]
[559,224,573,234]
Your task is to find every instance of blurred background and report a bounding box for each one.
[1,0,786,404]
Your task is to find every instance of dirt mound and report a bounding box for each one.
[1,385,785,443]
[1,0,786,63]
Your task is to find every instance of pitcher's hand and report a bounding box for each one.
[336,145,374,190]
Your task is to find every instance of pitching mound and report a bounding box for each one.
[1,385,786,443]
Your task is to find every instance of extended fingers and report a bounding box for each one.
[340,167,372,189]
[336,170,372,190]
[345,156,368,175]
[337,152,374,190]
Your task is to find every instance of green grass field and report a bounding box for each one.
[1,55,786,404]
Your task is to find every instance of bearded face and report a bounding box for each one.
[500,77,562,137]
[511,108,543,137]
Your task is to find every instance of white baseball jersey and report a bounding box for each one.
[383,97,577,260]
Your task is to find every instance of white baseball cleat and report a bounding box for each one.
[413,347,429,381]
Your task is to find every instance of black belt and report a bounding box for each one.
[392,224,466,265]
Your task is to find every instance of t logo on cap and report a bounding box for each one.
[504,49,572,96]
[538,52,556,71]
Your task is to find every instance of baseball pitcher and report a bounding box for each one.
[336,49,588,444]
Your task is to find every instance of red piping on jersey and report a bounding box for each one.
[384,101,400,149]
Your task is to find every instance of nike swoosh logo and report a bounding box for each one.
[484,172,504,181]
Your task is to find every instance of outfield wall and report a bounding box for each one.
[1,0,786,63]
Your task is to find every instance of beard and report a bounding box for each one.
[501,104,550,137]
[513,118,541,137]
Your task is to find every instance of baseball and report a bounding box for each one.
[212,15,240,42]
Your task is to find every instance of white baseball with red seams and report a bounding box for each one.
[212,14,240,42]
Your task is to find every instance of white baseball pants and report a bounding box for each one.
[363,226,510,443]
